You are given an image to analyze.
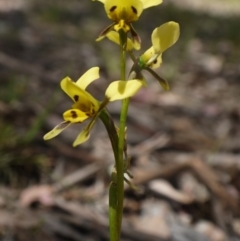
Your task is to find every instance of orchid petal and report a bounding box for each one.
[146,67,169,90]
[130,24,141,50]
[73,115,98,147]
[96,23,115,42]
[152,21,180,53]
[73,128,91,147]
[43,121,71,140]
[105,80,143,101]
[61,77,99,109]
[63,109,89,123]
[106,31,135,51]
[76,67,100,90]
[140,46,154,64]
[141,0,162,9]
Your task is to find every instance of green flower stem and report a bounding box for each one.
[109,179,118,241]
[116,30,128,239]
[100,30,129,241]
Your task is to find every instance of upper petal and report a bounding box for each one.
[152,21,180,53]
[76,67,100,90]
[140,0,162,9]
[105,80,144,101]
[104,0,143,22]
[61,77,99,109]
[43,121,71,140]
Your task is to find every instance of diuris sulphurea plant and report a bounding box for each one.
[44,1,180,240]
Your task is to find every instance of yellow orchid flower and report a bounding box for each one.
[43,67,143,146]
[94,0,162,47]
[133,21,180,90]
[100,22,180,90]
[106,21,180,56]
[139,21,180,69]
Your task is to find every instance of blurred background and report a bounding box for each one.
[0,0,240,240]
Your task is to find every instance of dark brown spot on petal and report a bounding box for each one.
[71,110,78,118]
[110,6,117,12]
[153,59,158,64]
[131,6,137,14]
[73,95,79,102]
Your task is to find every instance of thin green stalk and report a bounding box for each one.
[109,179,118,241]
[100,29,129,241]
[116,30,128,238]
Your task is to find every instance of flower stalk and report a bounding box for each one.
[116,29,128,238]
